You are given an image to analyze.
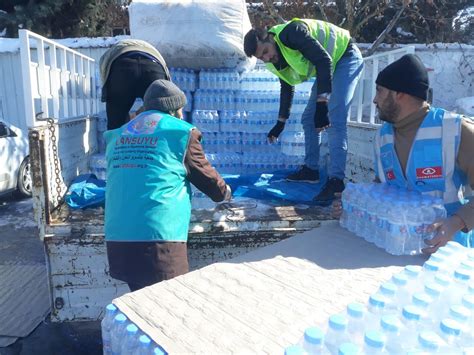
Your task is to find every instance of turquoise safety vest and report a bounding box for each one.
[375,107,473,247]
[104,111,194,242]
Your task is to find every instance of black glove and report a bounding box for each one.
[268,121,285,139]
[314,101,330,129]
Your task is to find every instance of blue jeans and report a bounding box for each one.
[301,46,364,179]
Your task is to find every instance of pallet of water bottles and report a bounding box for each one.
[285,242,474,354]
[101,303,167,355]
[339,183,448,256]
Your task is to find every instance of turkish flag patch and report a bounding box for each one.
[386,170,396,180]
[416,166,443,179]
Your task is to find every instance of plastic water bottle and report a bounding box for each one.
[410,331,447,354]
[345,303,365,345]
[404,265,423,293]
[363,330,385,354]
[442,268,471,305]
[385,201,408,255]
[374,196,391,248]
[284,344,305,355]
[438,318,462,350]
[337,342,361,355]
[324,314,350,355]
[365,192,379,243]
[340,183,355,229]
[134,334,152,355]
[400,305,426,350]
[101,304,117,355]
[111,313,128,355]
[301,326,330,354]
[380,315,403,354]
[366,293,387,326]
[121,324,140,354]
[422,260,441,283]
[378,282,397,312]
[391,272,411,308]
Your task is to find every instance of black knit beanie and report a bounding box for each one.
[144,79,187,112]
[375,54,429,101]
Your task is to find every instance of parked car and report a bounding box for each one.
[0,121,31,197]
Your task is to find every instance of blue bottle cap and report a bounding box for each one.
[404,265,422,278]
[462,294,474,310]
[364,330,385,348]
[369,293,386,308]
[418,331,443,350]
[434,273,451,286]
[106,304,117,312]
[126,324,138,334]
[380,282,397,296]
[329,314,348,331]
[412,293,432,308]
[153,346,166,355]
[392,273,408,286]
[347,303,365,318]
[114,313,127,323]
[304,327,324,345]
[460,260,474,270]
[423,260,440,272]
[402,305,422,321]
[440,318,462,336]
[284,345,304,355]
[429,254,446,264]
[449,305,471,322]
[454,268,471,281]
[380,315,401,332]
[424,282,443,297]
[139,335,151,345]
[338,342,361,355]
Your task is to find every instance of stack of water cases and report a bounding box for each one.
[285,242,474,354]
[339,182,449,256]
[101,304,167,355]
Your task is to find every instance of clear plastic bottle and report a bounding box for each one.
[437,318,463,350]
[101,304,117,355]
[346,303,366,345]
[121,323,140,354]
[409,331,447,354]
[379,282,398,312]
[391,272,411,307]
[284,344,305,355]
[133,334,152,355]
[366,294,387,327]
[111,313,128,355]
[422,260,441,283]
[442,268,471,305]
[301,326,330,354]
[385,201,408,255]
[374,196,391,249]
[380,315,403,354]
[403,265,423,293]
[365,192,379,243]
[337,342,361,355]
[363,330,386,354]
[324,314,350,355]
[400,305,426,350]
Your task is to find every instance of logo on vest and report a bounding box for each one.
[416,166,442,179]
[385,170,395,180]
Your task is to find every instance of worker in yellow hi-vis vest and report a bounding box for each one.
[244,18,364,203]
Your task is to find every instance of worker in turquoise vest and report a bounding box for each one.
[104,79,232,291]
[373,54,474,253]
[243,19,364,203]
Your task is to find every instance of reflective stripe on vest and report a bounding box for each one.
[266,18,351,85]
[377,107,464,206]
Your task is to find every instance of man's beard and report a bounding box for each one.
[377,96,400,124]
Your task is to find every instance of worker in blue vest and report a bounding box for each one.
[104,79,232,291]
[334,54,474,253]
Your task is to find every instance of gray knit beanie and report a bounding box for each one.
[143,79,187,112]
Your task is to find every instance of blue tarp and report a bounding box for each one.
[65,170,328,209]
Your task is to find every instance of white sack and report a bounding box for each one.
[129,0,256,70]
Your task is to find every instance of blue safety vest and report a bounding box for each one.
[375,107,473,247]
[104,111,194,242]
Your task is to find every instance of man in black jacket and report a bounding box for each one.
[244,19,364,203]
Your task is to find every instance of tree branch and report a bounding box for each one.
[315,1,329,22]
[262,0,285,24]
[366,4,407,56]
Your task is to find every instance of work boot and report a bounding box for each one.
[286,165,320,183]
[313,177,345,203]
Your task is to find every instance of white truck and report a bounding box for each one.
[18,29,414,322]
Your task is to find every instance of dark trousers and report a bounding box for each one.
[106,241,189,292]
[104,56,168,130]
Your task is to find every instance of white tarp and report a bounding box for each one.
[129,0,256,70]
